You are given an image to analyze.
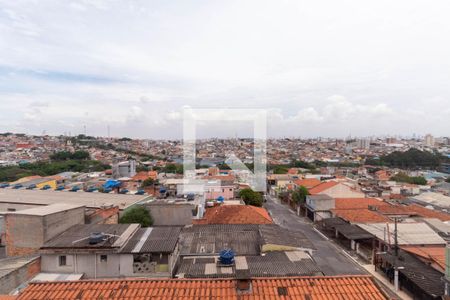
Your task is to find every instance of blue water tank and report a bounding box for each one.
[135,189,145,195]
[26,184,36,190]
[86,187,97,192]
[55,185,65,191]
[217,196,224,202]
[69,186,80,192]
[89,232,105,244]
[41,185,51,190]
[219,249,235,265]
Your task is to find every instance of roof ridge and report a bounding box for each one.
[26,274,376,285]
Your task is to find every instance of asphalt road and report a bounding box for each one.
[264,195,366,276]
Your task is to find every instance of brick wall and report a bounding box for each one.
[86,206,119,224]
[0,257,41,294]
[6,207,85,257]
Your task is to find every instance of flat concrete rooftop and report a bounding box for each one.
[4,203,85,216]
[0,189,149,210]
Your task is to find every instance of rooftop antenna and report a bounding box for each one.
[107,125,111,139]
[83,125,87,136]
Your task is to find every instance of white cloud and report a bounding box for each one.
[0,0,449,137]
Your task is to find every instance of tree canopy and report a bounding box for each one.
[292,185,309,204]
[390,172,427,185]
[239,188,263,207]
[366,148,444,169]
[141,177,157,188]
[119,206,153,227]
[50,150,90,161]
[0,160,109,182]
[163,163,183,174]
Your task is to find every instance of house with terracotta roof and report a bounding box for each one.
[293,178,321,189]
[193,205,273,225]
[12,275,390,300]
[308,180,365,198]
[401,246,445,273]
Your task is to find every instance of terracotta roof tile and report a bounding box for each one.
[194,205,273,225]
[308,181,339,195]
[334,198,389,210]
[401,246,446,271]
[406,204,450,221]
[293,178,321,189]
[333,209,392,223]
[15,276,388,300]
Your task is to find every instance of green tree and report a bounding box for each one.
[141,177,158,188]
[163,163,183,174]
[239,188,263,207]
[50,150,90,161]
[446,177,450,183]
[292,186,309,205]
[368,148,443,169]
[390,172,427,185]
[273,166,288,174]
[119,206,153,227]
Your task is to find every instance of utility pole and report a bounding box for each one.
[394,217,398,257]
[393,217,404,292]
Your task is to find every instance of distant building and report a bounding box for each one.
[112,160,136,179]
[356,138,371,150]
[425,134,435,147]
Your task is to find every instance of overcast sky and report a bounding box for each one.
[0,0,449,139]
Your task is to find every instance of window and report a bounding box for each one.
[7,208,16,212]
[100,255,108,262]
[59,255,67,266]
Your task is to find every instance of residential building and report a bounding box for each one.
[2,204,85,256]
[40,224,181,278]
[305,194,334,222]
[112,160,136,179]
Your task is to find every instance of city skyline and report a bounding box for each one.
[1,1,450,138]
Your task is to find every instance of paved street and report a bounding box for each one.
[264,195,366,275]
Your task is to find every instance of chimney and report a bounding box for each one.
[236,269,251,292]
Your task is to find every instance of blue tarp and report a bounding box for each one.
[103,179,121,189]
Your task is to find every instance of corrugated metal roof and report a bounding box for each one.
[120,226,181,253]
[259,224,315,250]
[177,251,322,278]
[42,224,136,249]
[357,222,446,245]
[379,250,444,297]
